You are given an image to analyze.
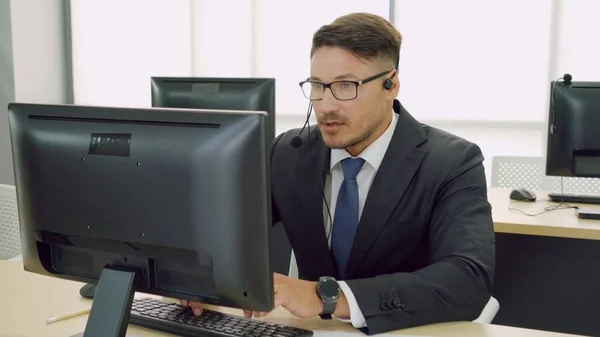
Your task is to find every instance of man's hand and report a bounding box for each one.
[244,273,350,320]
[243,273,321,319]
[180,299,205,316]
[182,273,351,320]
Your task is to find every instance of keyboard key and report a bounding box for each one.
[129,297,313,337]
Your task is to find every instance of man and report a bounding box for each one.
[183,12,495,335]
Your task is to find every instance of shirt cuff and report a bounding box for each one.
[336,281,367,328]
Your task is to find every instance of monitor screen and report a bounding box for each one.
[8,103,274,333]
[151,77,276,143]
[546,80,600,177]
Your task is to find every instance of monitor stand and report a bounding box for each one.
[70,265,139,337]
[79,283,96,299]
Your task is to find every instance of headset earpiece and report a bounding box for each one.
[384,78,393,90]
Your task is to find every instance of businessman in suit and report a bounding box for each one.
[183,12,494,335]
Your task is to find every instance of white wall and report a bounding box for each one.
[70,0,191,107]
[190,0,253,77]
[10,0,68,104]
[1,0,69,185]
[395,0,553,122]
[0,0,15,185]
[555,0,600,81]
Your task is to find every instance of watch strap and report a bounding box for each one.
[320,300,336,319]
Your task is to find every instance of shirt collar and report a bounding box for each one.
[330,109,398,172]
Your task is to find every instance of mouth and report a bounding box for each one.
[320,122,344,132]
[321,120,344,125]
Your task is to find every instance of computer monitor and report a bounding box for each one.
[151,77,292,275]
[8,103,274,336]
[546,78,600,178]
[151,77,276,143]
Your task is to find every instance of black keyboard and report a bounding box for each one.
[129,297,313,337]
[548,192,600,204]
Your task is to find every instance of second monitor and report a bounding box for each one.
[151,77,276,143]
[547,77,600,178]
[546,75,600,207]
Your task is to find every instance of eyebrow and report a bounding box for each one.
[309,73,358,81]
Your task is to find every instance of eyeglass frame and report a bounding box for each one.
[298,70,393,101]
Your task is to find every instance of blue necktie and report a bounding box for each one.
[331,157,365,279]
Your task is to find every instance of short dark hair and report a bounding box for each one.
[310,12,402,69]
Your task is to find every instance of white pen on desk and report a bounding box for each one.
[46,308,91,324]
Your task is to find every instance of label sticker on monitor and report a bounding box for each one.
[89,133,132,157]
[191,83,220,98]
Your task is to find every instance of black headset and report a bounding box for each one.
[384,77,393,90]
[383,70,397,90]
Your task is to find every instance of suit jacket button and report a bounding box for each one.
[393,297,406,308]
[380,300,389,311]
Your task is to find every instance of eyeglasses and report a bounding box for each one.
[299,70,391,101]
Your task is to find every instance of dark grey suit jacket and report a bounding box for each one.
[269,100,495,335]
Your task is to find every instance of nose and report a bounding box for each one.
[314,88,339,114]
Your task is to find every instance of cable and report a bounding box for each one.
[300,102,334,242]
[507,177,578,216]
[508,201,577,216]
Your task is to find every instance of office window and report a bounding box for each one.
[394,1,553,122]
[70,0,191,107]
[554,0,600,81]
[190,0,253,77]
[253,0,389,115]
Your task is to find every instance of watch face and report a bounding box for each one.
[318,278,340,299]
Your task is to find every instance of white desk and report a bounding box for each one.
[489,188,600,240]
[0,260,583,337]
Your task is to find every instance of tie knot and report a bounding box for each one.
[341,157,365,180]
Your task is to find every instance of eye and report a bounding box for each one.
[311,82,324,89]
[340,82,353,89]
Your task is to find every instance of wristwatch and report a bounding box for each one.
[316,276,341,319]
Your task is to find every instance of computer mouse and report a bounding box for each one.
[79,283,96,299]
[509,188,537,202]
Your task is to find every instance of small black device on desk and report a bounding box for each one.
[510,188,537,202]
[576,208,600,220]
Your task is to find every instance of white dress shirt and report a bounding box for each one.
[323,109,398,328]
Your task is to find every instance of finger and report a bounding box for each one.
[243,310,252,319]
[253,311,268,318]
[189,302,204,316]
[180,300,189,308]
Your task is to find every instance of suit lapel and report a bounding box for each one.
[296,131,337,278]
[345,102,428,279]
